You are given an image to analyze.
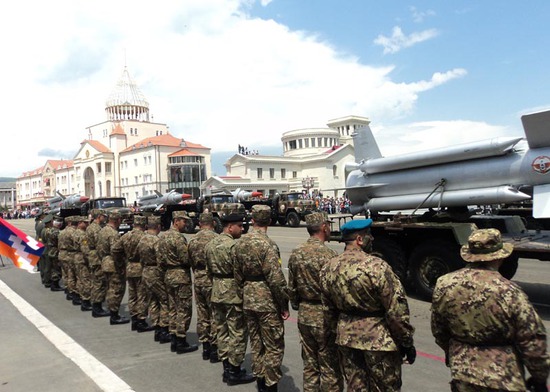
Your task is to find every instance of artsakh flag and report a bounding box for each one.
[0,217,44,272]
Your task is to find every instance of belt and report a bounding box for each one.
[128,260,141,263]
[245,274,265,282]
[212,272,233,279]
[454,338,512,348]
[301,298,322,305]
[165,265,183,270]
[343,309,385,318]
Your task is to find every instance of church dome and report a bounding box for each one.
[105,67,150,122]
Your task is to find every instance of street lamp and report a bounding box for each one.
[302,176,315,196]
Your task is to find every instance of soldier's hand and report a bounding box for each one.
[526,377,548,392]
[281,310,290,320]
[400,345,416,365]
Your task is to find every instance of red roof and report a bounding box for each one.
[46,159,73,170]
[168,148,201,157]
[110,123,126,136]
[81,139,111,153]
[122,133,209,153]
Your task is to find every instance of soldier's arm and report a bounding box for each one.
[319,267,338,336]
[231,243,245,290]
[263,243,289,313]
[430,282,451,356]
[287,250,300,310]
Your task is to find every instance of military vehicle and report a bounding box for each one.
[137,190,192,212]
[271,192,316,227]
[81,197,134,234]
[341,110,550,299]
[197,194,250,233]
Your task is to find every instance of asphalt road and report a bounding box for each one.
[1,219,549,392]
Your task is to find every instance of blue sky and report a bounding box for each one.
[1,0,549,177]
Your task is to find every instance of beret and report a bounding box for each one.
[340,219,373,236]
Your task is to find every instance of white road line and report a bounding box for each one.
[0,279,134,392]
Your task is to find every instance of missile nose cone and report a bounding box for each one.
[79,196,90,203]
[182,194,192,200]
[251,191,263,197]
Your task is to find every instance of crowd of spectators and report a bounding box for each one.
[1,207,41,220]
[300,191,351,214]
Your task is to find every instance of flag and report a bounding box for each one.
[0,217,44,272]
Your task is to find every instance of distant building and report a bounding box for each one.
[202,116,371,197]
[0,181,16,210]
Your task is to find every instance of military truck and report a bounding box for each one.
[197,194,250,234]
[270,192,316,227]
[81,197,134,234]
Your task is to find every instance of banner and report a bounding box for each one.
[0,217,44,272]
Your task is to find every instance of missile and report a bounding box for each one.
[47,193,89,213]
[345,109,550,218]
[231,188,263,201]
[137,190,192,210]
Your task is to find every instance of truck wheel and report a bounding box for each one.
[409,241,465,300]
[372,238,407,283]
[287,212,300,227]
[213,217,223,234]
[499,253,519,280]
[183,219,195,234]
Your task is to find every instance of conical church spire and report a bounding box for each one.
[105,66,150,122]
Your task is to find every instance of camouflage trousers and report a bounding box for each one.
[194,284,214,343]
[40,254,52,285]
[298,323,343,392]
[64,257,78,295]
[75,263,92,301]
[127,277,149,319]
[50,256,61,282]
[89,264,107,304]
[245,310,285,387]
[105,268,126,313]
[142,266,169,327]
[450,380,506,392]
[213,302,248,366]
[339,347,402,392]
[166,283,193,338]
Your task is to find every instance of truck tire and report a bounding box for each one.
[213,217,223,234]
[372,238,407,283]
[409,240,465,300]
[499,253,519,280]
[287,211,300,227]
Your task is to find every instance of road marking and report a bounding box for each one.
[0,279,134,392]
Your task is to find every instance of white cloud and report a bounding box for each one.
[260,0,273,5]
[409,6,436,23]
[0,0,460,177]
[374,26,439,54]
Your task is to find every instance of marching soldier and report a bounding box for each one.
[73,216,93,311]
[320,219,415,392]
[138,215,171,343]
[86,209,110,317]
[97,211,129,325]
[288,212,343,392]
[188,212,219,361]
[206,208,255,385]
[45,216,64,292]
[233,205,289,392]
[157,211,198,354]
[58,216,78,302]
[431,228,550,392]
[40,214,54,289]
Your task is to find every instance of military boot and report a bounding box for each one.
[222,359,231,383]
[264,383,278,392]
[92,302,110,318]
[256,378,267,392]
[109,311,130,325]
[131,316,139,331]
[72,294,82,306]
[80,299,92,311]
[50,281,64,292]
[135,319,154,333]
[154,326,162,342]
[202,342,211,360]
[227,363,256,386]
[170,334,177,353]
[158,327,172,343]
[66,292,73,301]
[210,344,220,363]
[176,337,198,354]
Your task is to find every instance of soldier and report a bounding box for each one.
[34,209,46,276]
[58,216,78,302]
[205,209,255,385]
[157,210,198,354]
[187,212,219,360]
[46,216,64,292]
[431,228,550,392]
[138,215,171,343]
[233,204,289,392]
[288,212,343,392]
[86,209,110,317]
[40,214,54,289]
[97,211,129,325]
[73,216,93,311]
[117,215,152,332]
[320,219,415,392]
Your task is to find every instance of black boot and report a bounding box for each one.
[50,281,64,292]
[109,311,130,325]
[72,294,82,306]
[158,327,172,343]
[256,378,266,392]
[202,342,211,360]
[154,326,162,342]
[170,334,177,353]
[66,292,73,301]
[227,363,256,385]
[210,344,220,363]
[176,337,198,354]
[222,359,230,383]
[92,302,110,318]
[80,299,92,311]
[131,316,139,331]
[265,383,278,392]
[135,319,154,333]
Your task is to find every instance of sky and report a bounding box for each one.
[1,0,549,178]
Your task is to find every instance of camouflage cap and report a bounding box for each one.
[305,212,330,227]
[172,210,191,220]
[220,203,246,223]
[78,215,89,223]
[147,216,161,226]
[133,215,147,226]
[91,209,107,219]
[42,214,54,224]
[199,212,214,224]
[251,204,271,223]
[460,228,513,262]
[108,211,121,220]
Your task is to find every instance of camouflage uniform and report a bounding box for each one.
[289,231,343,392]
[188,223,219,349]
[39,215,53,286]
[44,221,62,287]
[138,229,169,330]
[157,225,193,340]
[116,217,148,323]
[206,232,247,367]
[320,247,414,392]
[431,229,550,391]
[97,220,125,313]
[86,214,107,305]
[233,205,289,389]
[72,218,92,305]
[58,218,76,296]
